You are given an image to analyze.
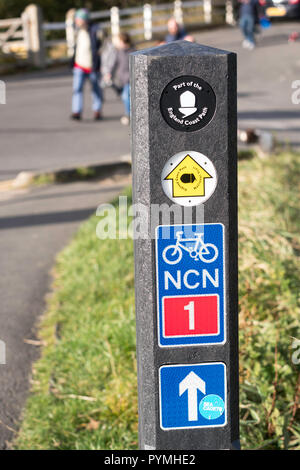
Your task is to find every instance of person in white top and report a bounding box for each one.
[71,9,103,121]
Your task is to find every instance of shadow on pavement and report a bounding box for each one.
[238,110,300,120]
[256,33,292,48]
[238,91,267,98]
[0,184,126,208]
[5,66,71,83]
[0,207,96,230]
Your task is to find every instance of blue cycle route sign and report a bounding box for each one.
[155,223,226,347]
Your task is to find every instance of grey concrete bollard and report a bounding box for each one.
[130,40,239,450]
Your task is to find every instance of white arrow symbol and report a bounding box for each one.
[179,371,206,422]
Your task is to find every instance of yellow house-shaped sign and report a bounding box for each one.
[164,154,212,198]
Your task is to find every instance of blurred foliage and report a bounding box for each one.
[238,151,300,449]
[0,0,169,21]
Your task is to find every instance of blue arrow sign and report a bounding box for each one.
[159,362,227,430]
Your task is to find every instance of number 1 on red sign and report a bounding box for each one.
[184,301,195,331]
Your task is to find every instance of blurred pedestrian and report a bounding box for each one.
[71,8,103,121]
[100,31,117,89]
[239,0,260,50]
[165,18,188,43]
[104,32,134,126]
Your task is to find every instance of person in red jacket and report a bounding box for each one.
[71,9,103,121]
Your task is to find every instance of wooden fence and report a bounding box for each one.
[0,17,26,56]
[0,1,236,67]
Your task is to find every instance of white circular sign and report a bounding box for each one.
[161,150,217,207]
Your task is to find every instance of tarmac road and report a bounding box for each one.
[0,70,131,182]
[194,21,300,148]
[1,21,300,184]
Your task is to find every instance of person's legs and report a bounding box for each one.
[72,67,86,116]
[121,83,130,117]
[240,15,248,42]
[245,15,255,46]
[89,71,103,115]
[240,14,255,48]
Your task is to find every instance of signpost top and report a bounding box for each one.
[131,39,234,58]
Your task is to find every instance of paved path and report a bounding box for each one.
[1,22,299,184]
[194,21,300,148]
[0,20,299,449]
[1,22,299,183]
[0,175,130,448]
[0,70,131,182]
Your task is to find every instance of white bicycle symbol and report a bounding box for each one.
[162,231,218,265]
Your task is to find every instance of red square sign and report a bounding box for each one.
[162,295,219,338]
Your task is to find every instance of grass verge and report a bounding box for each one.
[14,153,299,450]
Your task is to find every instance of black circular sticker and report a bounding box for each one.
[160,75,216,132]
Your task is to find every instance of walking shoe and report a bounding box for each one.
[120,116,130,126]
[71,113,81,121]
[94,111,103,121]
[242,39,255,50]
